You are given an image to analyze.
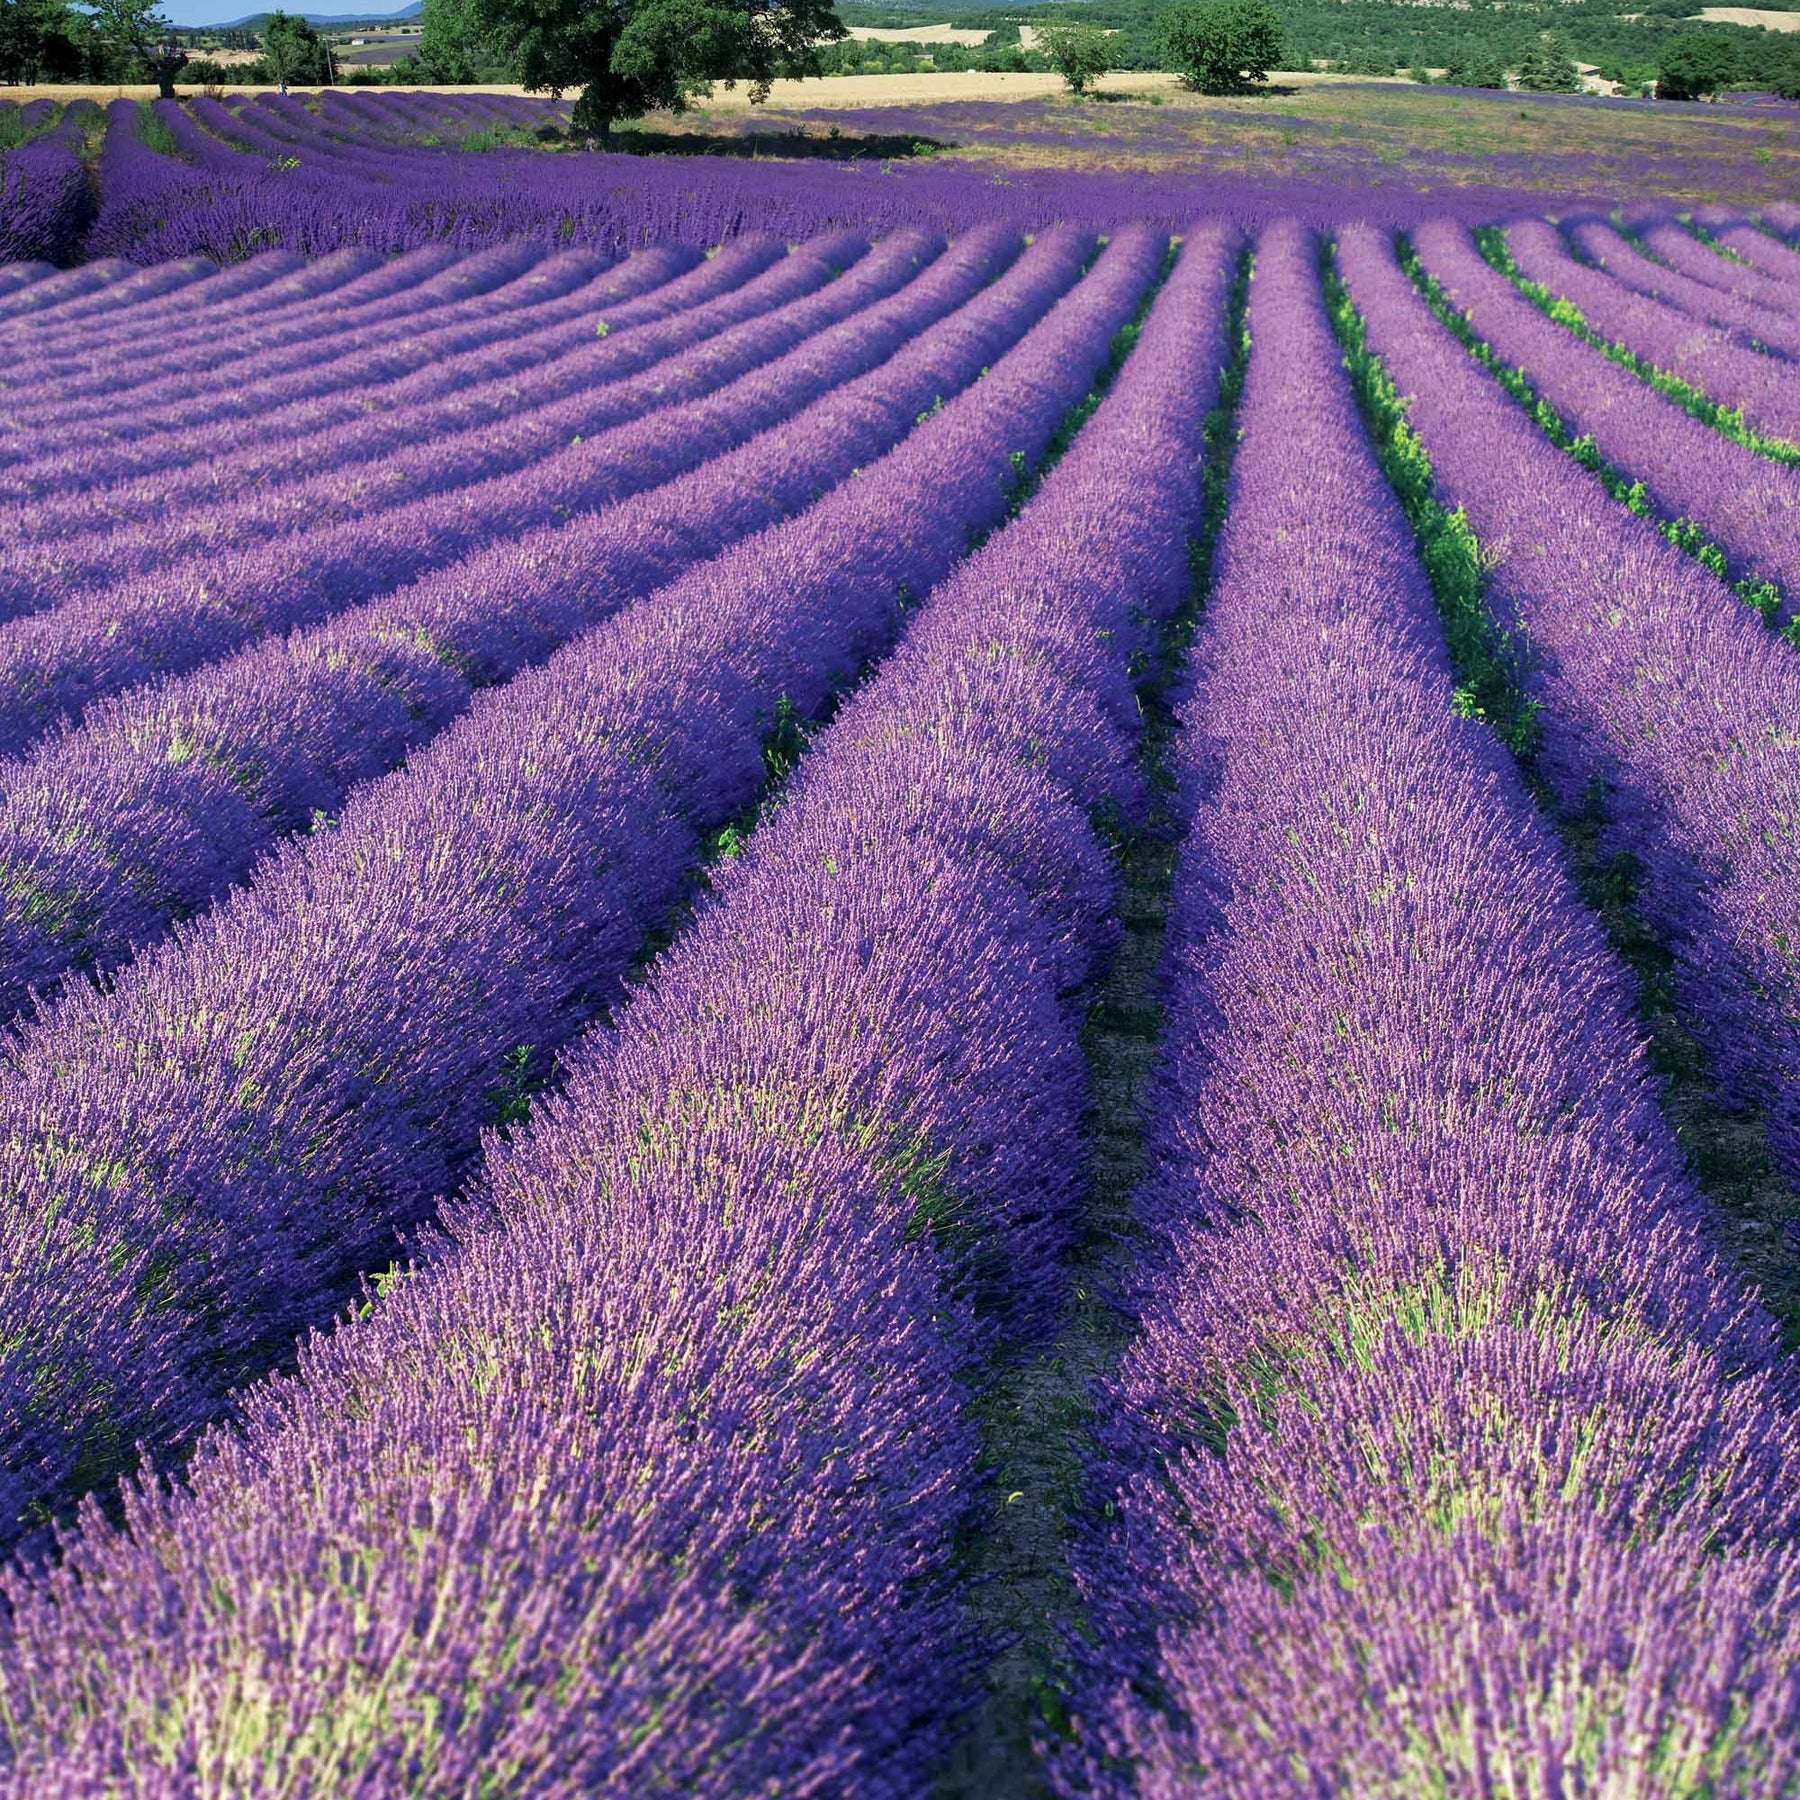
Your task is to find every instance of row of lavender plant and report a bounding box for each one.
[1061,217,1800,1797]
[3,239,565,425]
[0,239,714,499]
[0,222,1020,1025]
[1338,223,1800,1202]
[0,231,916,756]
[1502,217,1800,446]
[0,240,305,330]
[85,87,1532,269]
[1626,211,1800,324]
[0,248,662,522]
[1701,210,1800,290]
[0,255,221,339]
[0,213,1233,1800]
[0,260,151,323]
[1592,213,1800,353]
[0,240,406,355]
[1406,218,1800,615]
[0,234,736,476]
[0,267,52,301]
[0,106,94,267]
[0,234,804,581]
[0,222,1154,1553]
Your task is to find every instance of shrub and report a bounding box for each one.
[1157,0,1281,94]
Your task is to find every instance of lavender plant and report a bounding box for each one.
[1502,217,1800,447]
[1407,218,1800,618]
[1340,220,1800,1219]
[0,223,1161,1552]
[0,218,1237,1800]
[1060,216,1800,1798]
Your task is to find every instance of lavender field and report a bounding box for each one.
[0,81,1798,1797]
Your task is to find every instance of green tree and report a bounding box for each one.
[1444,43,1508,88]
[1157,0,1280,93]
[455,0,843,139]
[1037,20,1112,94]
[261,10,333,85]
[87,0,186,94]
[1514,30,1580,92]
[419,0,509,81]
[1656,29,1738,97]
[0,0,82,82]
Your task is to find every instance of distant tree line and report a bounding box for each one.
[1,0,336,90]
[182,12,336,86]
[932,0,1800,97]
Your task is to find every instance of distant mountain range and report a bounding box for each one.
[180,1,421,28]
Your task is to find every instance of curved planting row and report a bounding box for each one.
[0,239,719,500]
[0,249,314,383]
[1586,214,1800,355]
[1703,212,1800,292]
[1504,218,1800,446]
[0,261,144,324]
[0,215,1233,1800]
[0,223,1021,1028]
[0,222,1155,1553]
[0,246,670,528]
[1631,214,1800,323]
[0,233,851,592]
[1061,219,1800,1798]
[0,235,752,485]
[0,108,93,267]
[0,232,928,755]
[0,265,55,301]
[1409,219,1800,611]
[3,238,567,424]
[1340,223,1800,1188]
[0,245,308,354]
[0,240,356,375]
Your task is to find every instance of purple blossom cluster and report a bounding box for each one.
[1702,210,1800,290]
[1631,211,1800,324]
[0,242,703,495]
[0,223,1023,1027]
[1408,219,1800,606]
[0,221,1236,1796]
[1341,221,1800,1198]
[1062,218,1800,1797]
[0,106,93,266]
[1505,217,1800,444]
[0,221,1159,1552]
[0,230,908,754]
[75,89,1566,270]
[1586,212,1800,355]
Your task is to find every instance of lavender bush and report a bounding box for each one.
[0,217,1235,1800]
[0,223,1017,1024]
[1408,218,1800,610]
[0,108,92,267]
[1061,216,1800,1797]
[1582,213,1800,353]
[0,222,1163,1550]
[1504,217,1800,445]
[1341,220,1800,1209]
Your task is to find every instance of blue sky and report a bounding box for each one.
[164,0,418,28]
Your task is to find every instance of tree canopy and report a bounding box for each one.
[86,0,186,94]
[1512,28,1581,89]
[1156,0,1281,94]
[443,0,845,138]
[1443,42,1508,87]
[0,0,83,82]
[1037,19,1113,93]
[1656,27,1738,96]
[261,8,333,84]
